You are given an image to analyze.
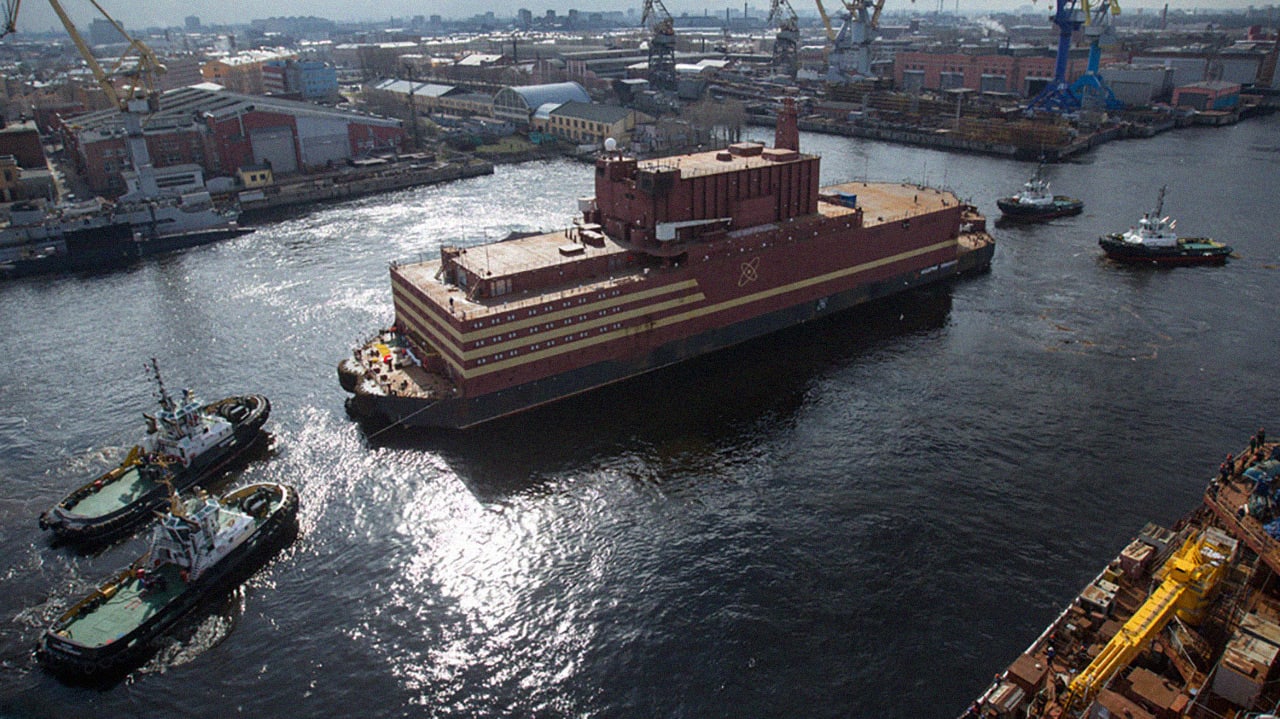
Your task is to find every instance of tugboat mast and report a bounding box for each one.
[147,357,175,412]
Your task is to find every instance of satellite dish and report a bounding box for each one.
[604,137,618,152]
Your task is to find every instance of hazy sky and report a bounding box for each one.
[9,0,1268,34]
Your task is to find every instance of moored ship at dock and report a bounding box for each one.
[0,193,250,279]
[339,100,995,429]
[966,433,1280,719]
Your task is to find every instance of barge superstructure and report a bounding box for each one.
[340,100,995,429]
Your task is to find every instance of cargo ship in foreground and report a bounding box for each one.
[965,432,1280,719]
[339,100,995,429]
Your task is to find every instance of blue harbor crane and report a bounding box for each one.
[1026,0,1086,113]
[1069,0,1124,111]
[815,0,887,83]
[1027,0,1123,113]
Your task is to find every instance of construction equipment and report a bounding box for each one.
[1059,528,1237,714]
[1,0,16,35]
[4,0,167,197]
[767,0,800,78]
[1069,0,1124,111]
[2,0,164,111]
[815,0,886,83]
[1026,0,1085,113]
[641,0,677,91]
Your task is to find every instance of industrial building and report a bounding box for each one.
[493,82,591,125]
[532,101,648,146]
[894,51,1089,98]
[1172,80,1241,111]
[55,84,405,197]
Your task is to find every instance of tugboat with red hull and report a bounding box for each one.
[1099,186,1232,265]
[339,100,995,429]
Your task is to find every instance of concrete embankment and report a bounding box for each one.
[236,160,494,220]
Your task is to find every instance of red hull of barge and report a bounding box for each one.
[349,237,991,429]
[341,101,995,429]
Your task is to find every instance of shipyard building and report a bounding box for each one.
[54,85,405,197]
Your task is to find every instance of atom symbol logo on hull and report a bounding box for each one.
[738,257,760,287]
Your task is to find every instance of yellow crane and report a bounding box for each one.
[814,0,839,41]
[2,0,164,110]
[1058,528,1236,714]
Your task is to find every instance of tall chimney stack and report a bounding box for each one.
[774,97,799,152]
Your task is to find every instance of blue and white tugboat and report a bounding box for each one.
[36,481,299,681]
[1098,186,1233,265]
[996,163,1084,221]
[38,360,270,545]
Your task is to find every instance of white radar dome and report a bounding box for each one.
[604,137,618,152]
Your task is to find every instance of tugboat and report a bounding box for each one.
[38,360,270,545]
[996,163,1084,220]
[36,481,299,681]
[1098,186,1233,265]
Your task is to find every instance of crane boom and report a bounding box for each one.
[814,0,837,41]
[768,0,798,25]
[2,0,19,36]
[869,0,886,29]
[640,0,672,28]
[1060,529,1235,713]
[47,0,121,106]
[3,0,163,110]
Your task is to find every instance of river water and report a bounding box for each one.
[1,114,1277,718]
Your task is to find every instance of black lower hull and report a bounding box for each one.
[1,225,251,279]
[40,395,271,545]
[1098,236,1232,265]
[996,198,1083,220]
[0,222,137,278]
[36,484,299,682]
[345,242,994,429]
[136,226,254,256]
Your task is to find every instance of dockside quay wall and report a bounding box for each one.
[236,160,494,218]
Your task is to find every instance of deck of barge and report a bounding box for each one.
[391,180,967,322]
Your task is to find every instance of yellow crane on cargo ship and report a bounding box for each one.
[1,0,164,111]
[1056,528,1236,715]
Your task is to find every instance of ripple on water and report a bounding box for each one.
[2,119,1279,717]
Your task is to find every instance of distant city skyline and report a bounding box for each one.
[8,0,1273,35]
